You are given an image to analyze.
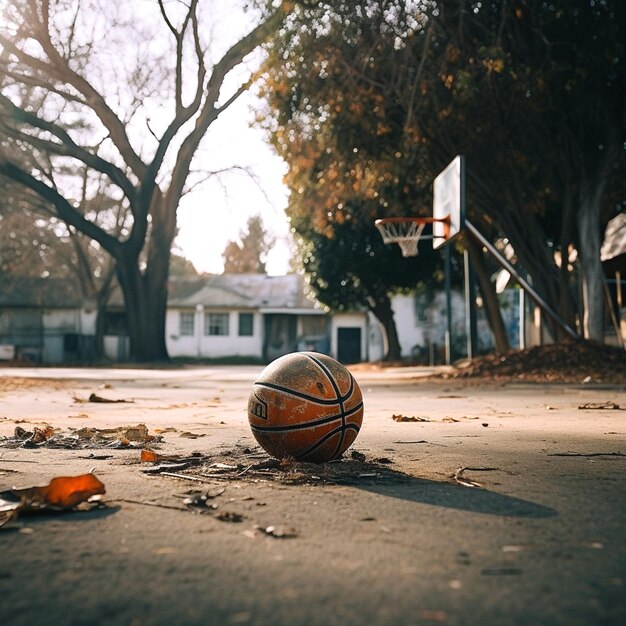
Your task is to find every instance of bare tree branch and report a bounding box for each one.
[0,95,137,203]
[0,159,121,257]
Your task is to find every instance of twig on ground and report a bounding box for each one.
[548,452,625,458]
[110,498,187,512]
[453,466,500,488]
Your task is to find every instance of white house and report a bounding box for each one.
[165,274,369,364]
[5,271,609,366]
[0,277,97,364]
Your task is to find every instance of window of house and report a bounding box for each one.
[179,312,195,336]
[205,312,229,336]
[300,315,328,336]
[238,312,254,336]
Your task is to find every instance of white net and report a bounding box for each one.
[375,220,427,257]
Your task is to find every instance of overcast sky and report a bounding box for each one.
[173,3,292,276]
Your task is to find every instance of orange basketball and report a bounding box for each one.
[247,352,364,464]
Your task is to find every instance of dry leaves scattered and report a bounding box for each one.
[0,473,106,528]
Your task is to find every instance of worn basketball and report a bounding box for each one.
[247,352,364,464]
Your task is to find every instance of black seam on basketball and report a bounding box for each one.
[297,423,361,461]
[304,353,347,458]
[303,353,340,394]
[249,401,363,433]
[334,374,357,456]
[254,382,343,406]
[304,353,356,403]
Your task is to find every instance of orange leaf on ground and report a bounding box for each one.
[141,449,159,463]
[13,473,106,509]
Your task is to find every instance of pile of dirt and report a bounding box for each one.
[0,376,72,392]
[444,340,626,384]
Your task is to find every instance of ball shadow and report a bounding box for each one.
[332,463,557,519]
[356,479,557,518]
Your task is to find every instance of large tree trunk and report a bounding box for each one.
[557,187,579,337]
[368,291,402,362]
[111,188,177,362]
[466,236,510,353]
[116,248,170,362]
[577,181,605,341]
[494,207,567,341]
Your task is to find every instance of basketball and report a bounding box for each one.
[247,351,364,464]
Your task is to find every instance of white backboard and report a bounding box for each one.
[433,155,465,249]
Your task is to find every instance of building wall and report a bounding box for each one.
[330,312,368,363]
[370,289,523,363]
[166,307,263,359]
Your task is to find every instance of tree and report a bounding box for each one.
[222,214,275,273]
[1,173,120,356]
[169,249,199,278]
[258,1,489,358]
[298,217,456,361]
[260,0,625,350]
[0,0,290,360]
[392,0,625,340]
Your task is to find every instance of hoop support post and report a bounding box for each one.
[464,220,578,340]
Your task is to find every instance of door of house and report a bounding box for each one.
[337,327,362,364]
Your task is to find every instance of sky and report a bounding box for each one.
[175,92,293,276]
[0,0,292,276]
[173,3,292,277]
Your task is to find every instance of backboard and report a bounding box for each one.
[433,155,465,249]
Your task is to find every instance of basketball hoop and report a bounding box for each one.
[375,217,450,257]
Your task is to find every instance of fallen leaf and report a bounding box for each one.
[179,431,206,439]
[120,425,151,441]
[578,401,623,410]
[0,492,22,527]
[216,511,244,523]
[392,414,430,422]
[21,473,105,508]
[74,424,155,444]
[350,450,366,462]
[0,473,106,527]
[13,425,56,447]
[87,393,134,404]
[141,449,159,463]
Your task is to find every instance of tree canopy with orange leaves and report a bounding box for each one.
[259,0,625,352]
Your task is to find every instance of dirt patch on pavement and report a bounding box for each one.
[441,340,626,384]
[0,376,73,391]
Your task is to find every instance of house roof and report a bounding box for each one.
[0,273,324,313]
[168,274,323,312]
[0,276,84,308]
